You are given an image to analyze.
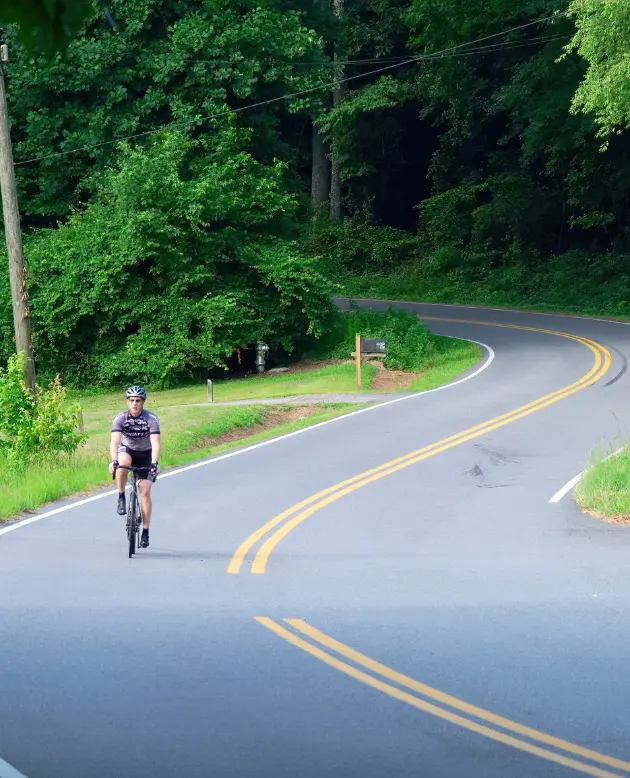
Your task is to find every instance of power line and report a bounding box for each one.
[423,33,572,58]
[173,33,571,67]
[14,13,565,167]
[311,33,573,64]
[7,30,571,72]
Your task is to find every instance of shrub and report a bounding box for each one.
[0,128,337,388]
[0,353,86,458]
[305,219,421,274]
[306,306,439,372]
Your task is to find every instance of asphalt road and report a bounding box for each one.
[2,299,630,778]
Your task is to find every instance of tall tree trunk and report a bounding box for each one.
[330,0,345,223]
[311,121,330,221]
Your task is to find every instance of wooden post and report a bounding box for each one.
[355,332,361,390]
[207,379,213,403]
[0,48,35,394]
[77,409,84,433]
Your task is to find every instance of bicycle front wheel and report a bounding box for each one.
[127,492,137,558]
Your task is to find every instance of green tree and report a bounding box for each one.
[5,125,335,386]
[564,0,630,139]
[6,0,326,218]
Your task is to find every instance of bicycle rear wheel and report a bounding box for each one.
[127,491,137,558]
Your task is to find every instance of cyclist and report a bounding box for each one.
[109,386,161,548]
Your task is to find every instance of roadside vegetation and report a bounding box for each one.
[308,222,630,322]
[341,258,630,320]
[0,402,360,521]
[73,307,482,412]
[574,447,630,523]
[0,306,480,522]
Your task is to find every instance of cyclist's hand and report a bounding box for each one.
[109,460,119,476]
[150,461,159,480]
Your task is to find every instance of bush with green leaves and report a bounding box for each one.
[306,306,441,372]
[0,126,336,388]
[0,354,86,458]
[306,220,421,275]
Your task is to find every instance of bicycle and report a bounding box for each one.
[112,465,153,558]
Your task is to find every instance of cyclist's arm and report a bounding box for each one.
[150,433,161,463]
[110,431,123,462]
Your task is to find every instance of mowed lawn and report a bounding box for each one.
[73,339,482,414]
[73,363,379,413]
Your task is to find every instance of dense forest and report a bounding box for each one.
[0,0,628,387]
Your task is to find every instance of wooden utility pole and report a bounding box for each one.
[0,45,35,393]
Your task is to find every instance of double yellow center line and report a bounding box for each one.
[257,617,630,777]
[228,321,611,575]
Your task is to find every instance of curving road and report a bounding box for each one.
[2,299,630,778]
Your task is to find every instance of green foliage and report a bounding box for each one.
[308,306,444,372]
[319,76,414,183]
[7,0,630,399]
[344,246,630,318]
[4,127,335,387]
[6,0,326,217]
[575,445,630,520]
[0,353,34,445]
[306,219,420,274]
[0,0,94,56]
[419,185,481,252]
[564,0,630,139]
[0,353,86,458]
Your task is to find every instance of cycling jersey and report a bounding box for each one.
[111,409,160,452]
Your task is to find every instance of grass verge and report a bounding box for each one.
[72,363,379,412]
[72,318,481,413]
[0,403,362,522]
[408,336,481,391]
[574,445,630,522]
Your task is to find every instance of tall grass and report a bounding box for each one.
[574,445,630,521]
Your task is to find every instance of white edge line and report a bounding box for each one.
[0,337,494,539]
[548,446,627,504]
[549,474,582,504]
[0,756,29,778]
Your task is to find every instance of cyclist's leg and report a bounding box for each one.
[138,479,153,529]
[116,447,132,492]
[135,450,153,530]
[116,448,132,514]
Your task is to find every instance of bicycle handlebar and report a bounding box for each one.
[111,463,157,481]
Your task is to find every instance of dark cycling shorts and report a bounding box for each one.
[118,445,152,480]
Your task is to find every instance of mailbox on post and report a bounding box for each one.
[359,338,386,356]
[352,334,387,389]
